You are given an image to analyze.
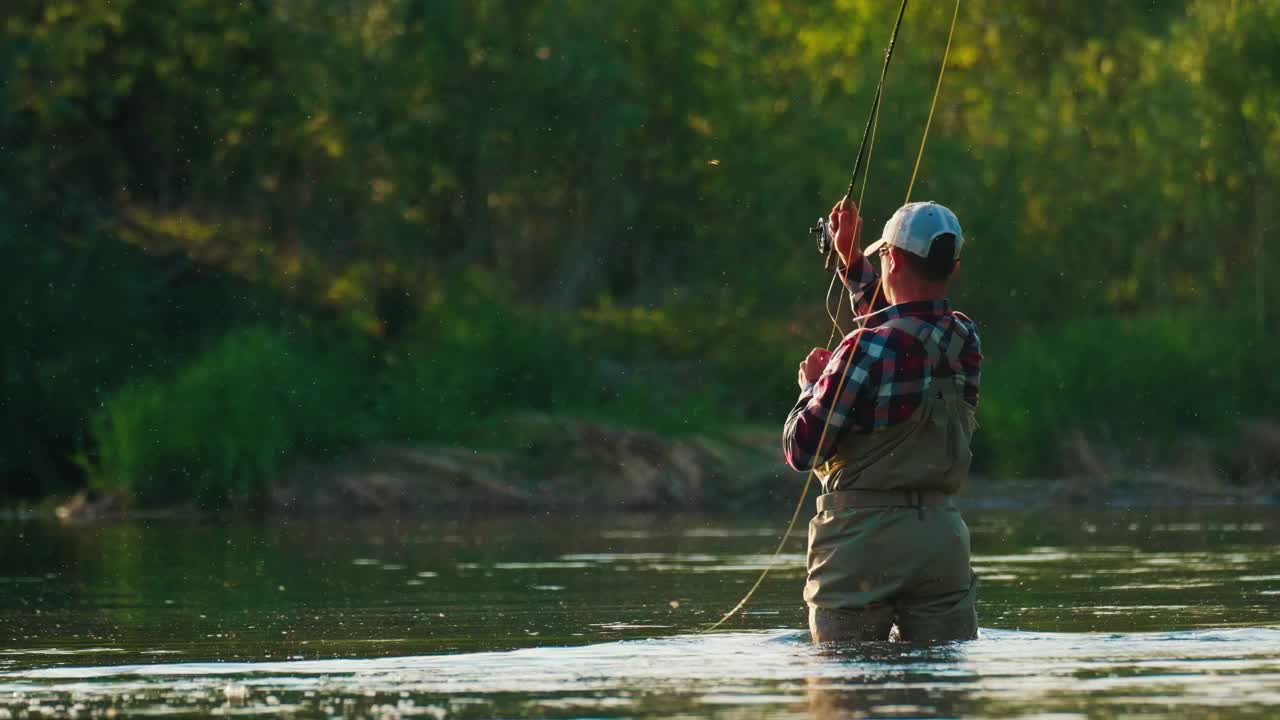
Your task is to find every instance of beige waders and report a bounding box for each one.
[805,316,979,643]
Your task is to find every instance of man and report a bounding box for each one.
[783,197,982,643]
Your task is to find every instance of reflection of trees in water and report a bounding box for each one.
[806,641,978,719]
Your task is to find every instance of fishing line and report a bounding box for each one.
[826,79,886,346]
[904,0,959,205]
[824,0,898,343]
[841,0,911,204]
[703,0,909,634]
[845,0,958,327]
[703,0,961,633]
[824,272,846,346]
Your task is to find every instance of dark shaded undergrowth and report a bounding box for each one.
[81,295,1280,509]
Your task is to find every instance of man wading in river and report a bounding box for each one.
[784,198,981,643]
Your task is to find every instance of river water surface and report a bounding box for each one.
[2,507,1278,718]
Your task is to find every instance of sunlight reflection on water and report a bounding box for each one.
[4,629,1280,718]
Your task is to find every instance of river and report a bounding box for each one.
[2,506,1278,718]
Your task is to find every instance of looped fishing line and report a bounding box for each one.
[703,0,961,633]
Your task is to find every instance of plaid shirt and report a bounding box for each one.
[783,254,982,472]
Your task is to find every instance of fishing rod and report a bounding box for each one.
[702,0,913,634]
[811,0,910,272]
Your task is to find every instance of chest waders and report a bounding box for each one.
[805,315,979,643]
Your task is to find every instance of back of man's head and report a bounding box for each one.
[899,233,958,284]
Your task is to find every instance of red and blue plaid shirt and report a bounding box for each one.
[783,254,982,472]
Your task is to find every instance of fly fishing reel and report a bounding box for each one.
[810,217,837,269]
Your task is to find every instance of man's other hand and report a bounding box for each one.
[798,347,833,390]
[828,197,864,266]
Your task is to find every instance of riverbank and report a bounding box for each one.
[44,414,1277,523]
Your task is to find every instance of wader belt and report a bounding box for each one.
[816,488,951,513]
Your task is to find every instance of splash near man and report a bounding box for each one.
[784,198,982,643]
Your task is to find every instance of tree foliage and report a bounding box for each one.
[3,0,1279,499]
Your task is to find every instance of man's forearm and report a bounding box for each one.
[836,254,886,316]
[781,330,876,473]
[783,390,825,472]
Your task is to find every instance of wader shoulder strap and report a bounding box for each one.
[940,315,969,372]
[879,315,967,386]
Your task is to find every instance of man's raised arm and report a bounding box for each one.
[828,198,887,317]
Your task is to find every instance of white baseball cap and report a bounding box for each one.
[863,201,964,260]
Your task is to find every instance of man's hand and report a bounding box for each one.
[828,197,864,267]
[798,347,833,390]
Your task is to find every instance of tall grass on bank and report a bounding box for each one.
[978,310,1276,477]
[88,328,377,507]
[87,295,741,507]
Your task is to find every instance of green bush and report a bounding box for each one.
[0,211,273,501]
[86,286,739,507]
[381,289,732,444]
[979,310,1275,476]
[89,327,377,507]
